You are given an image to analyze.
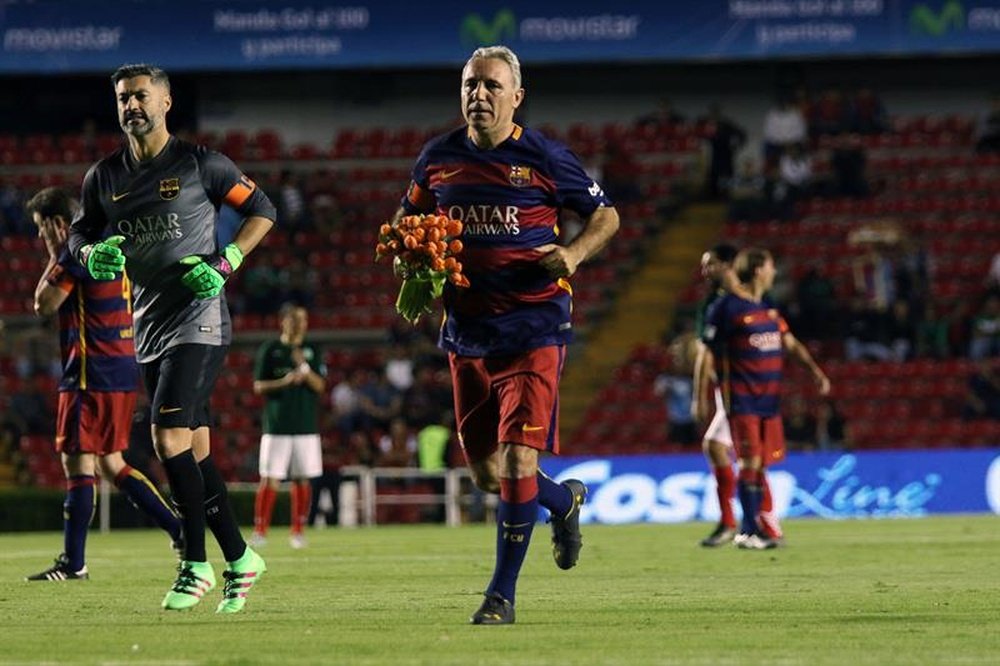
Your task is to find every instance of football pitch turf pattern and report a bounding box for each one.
[1,516,997,665]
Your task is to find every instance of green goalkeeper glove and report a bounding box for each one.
[179,243,244,299]
[80,235,126,280]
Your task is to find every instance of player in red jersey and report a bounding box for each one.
[23,187,182,581]
[389,45,619,624]
[702,248,830,549]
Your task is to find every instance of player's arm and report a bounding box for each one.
[691,341,716,424]
[538,206,620,279]
[783,331,832,395]
[34,218,73,316]
[182,154,277,298]
[67,167,125,280]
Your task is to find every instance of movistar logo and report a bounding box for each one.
[461,9,517,46]
[910,0,965,36]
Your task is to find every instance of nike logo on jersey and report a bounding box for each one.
[159,406,183,414]
[440,168,463,180]
[111,191,130,202]
[521,424,545,432]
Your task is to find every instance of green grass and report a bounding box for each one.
[1,516,998,665]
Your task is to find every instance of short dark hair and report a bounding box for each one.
[711,243,738,264]
[25,187,75,220]
[111,63,170,91]
[279,302,305,320]
[734,247,772,283]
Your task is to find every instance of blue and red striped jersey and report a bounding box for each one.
[401,124,613,356]
[48,247,138,392]
[702,293,788,417]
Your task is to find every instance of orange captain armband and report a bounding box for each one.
[223,174,257,208]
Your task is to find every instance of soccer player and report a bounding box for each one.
[389,45,620,624]
[692,243,741,547]
[702,248,830,549]
[693,244,788,546]
[67,64,275,611]
[23,187,183,581]
[250,303,326,549]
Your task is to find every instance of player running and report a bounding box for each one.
[389,45,619,624]
[67,64,275,611]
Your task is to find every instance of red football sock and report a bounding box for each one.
[758,472,784,539]
[290,482,312,535]
[253,483,277,536]
[714,465,736,528]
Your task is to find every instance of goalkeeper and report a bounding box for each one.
[68,63,276,613]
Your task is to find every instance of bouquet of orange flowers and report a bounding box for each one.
[375,214,469,323]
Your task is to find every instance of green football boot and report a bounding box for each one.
[162,560,216,610]
[216,547,267,614]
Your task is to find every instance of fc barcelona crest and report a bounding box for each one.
[508,165,532,187]
[159,178,180,200]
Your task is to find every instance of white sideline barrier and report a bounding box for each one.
[97,467,494,532]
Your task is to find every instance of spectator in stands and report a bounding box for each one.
[969,294,1000,359]
[276,169,307,229]
[775,142,813,216]
[850,88,888,135]
[762,95,807,165]
[700,103,747,200]
[830,133,869,198]
[637,97,685,129]
[844,298,892,362]
[963,358,1000,420]
[727,158,771,221]
[346,429,377,467]
[0,177,29,236]
[816,399,847,450]
[653,333,699,446]
[974,93,1000,154]
[795,264,838,340]
[330,368,366,438]
[357,367,402,431]
[400,364,451,430]
[916,298,953,359]
[810,88,850,138]
[887,300,917,362]
[384,343,414,392]
[376,417,417,467]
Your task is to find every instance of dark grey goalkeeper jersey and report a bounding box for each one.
[68,136,276,363]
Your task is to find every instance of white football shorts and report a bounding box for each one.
[702,388,733,447]
[259,434,322,480]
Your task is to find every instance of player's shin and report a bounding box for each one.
[737,467,764,536]
[199,457,247,562]
[487,475,539,605]
[64,475,96,571]
[162,450,208,562]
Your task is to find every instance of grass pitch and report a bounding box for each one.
[1,516,998,665]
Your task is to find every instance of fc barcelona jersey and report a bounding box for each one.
[702,293,788,417]
[47,248,138,392]
[401,124,613,356]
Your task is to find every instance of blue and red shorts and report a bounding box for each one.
[728,413,786,465]
[448,345,565,463]
[56,390,136,455]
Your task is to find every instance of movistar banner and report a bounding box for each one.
[541,448,1000,524]
[1,0,998,73]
